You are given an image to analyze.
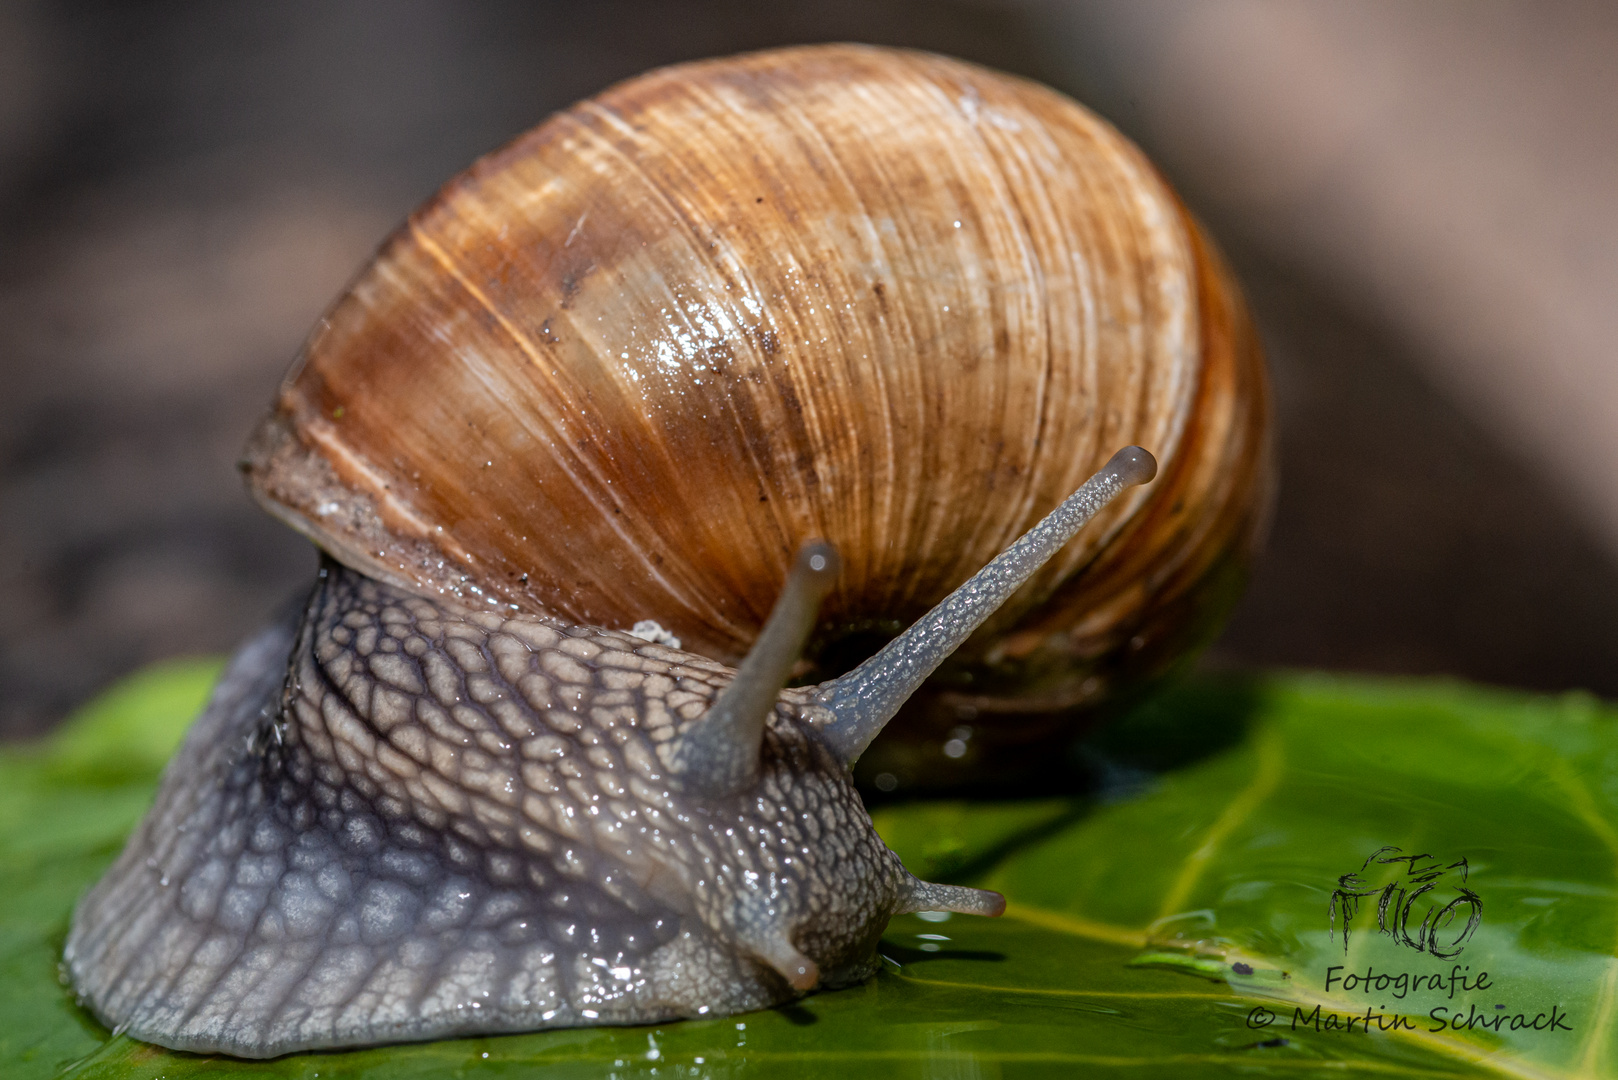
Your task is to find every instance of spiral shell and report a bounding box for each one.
[243,44,1270,787]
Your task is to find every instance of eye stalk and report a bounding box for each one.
[814,446,1158,763]
[663,541,841,797]
[663,446,1158,793]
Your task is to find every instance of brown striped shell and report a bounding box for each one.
[242,44,1270,790]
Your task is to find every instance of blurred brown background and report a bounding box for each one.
[2,0,1614,738]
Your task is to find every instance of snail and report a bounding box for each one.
[64,44,1268,1058]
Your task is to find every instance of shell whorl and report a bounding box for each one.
[242,43,1269,782]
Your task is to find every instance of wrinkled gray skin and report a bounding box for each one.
[65,446,1153,1058]
[66,565,942,1057]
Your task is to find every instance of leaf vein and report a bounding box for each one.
[1156,725,1286,919]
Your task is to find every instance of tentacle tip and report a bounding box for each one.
[784,957,820,992]
[758,937,820,991]
[982,890,1007,918]
[1107,445,1157,487]
[796,539,840,591]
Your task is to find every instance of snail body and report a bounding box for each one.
[65,45,1266,1057]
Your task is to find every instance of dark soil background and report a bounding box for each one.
[3,0,1615,737]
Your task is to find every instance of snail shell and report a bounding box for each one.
[243,43,1270,787]
[65,44,1267,1057]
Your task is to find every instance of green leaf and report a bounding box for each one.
[5,665,1615,1078]
[40,657,226,785]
